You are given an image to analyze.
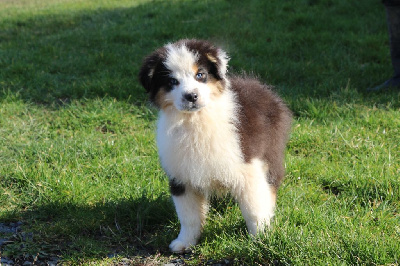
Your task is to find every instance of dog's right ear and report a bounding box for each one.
[139,47,166,93]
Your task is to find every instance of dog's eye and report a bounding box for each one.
[168,78,179,86]
[195,72,207,82]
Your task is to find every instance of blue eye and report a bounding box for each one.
[195,72,207,81]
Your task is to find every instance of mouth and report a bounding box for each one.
[179,102,203,112]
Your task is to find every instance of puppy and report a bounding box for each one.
[139,39,292,253]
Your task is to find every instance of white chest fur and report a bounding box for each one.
[156,90,245,191]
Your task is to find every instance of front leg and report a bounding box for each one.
[169,179,208,253]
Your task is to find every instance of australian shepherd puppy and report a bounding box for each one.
[139,39,292,253]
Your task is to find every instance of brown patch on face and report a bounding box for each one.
[207,75,225,95]
[192,64,199,74]
[154,87,173,110]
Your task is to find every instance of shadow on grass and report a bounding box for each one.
[1,193,245,264]
[1,193,177,263]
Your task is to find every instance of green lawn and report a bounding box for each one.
[0,0,399,264]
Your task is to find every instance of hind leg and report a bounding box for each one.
[235,159,276,235]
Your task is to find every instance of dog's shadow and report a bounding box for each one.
[0,192,178,261]
[1,192,251,262]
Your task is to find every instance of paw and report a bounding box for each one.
[247,218,272,236]
[169,238,192,253]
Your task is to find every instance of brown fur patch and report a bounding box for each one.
[207,76,224,95]
[231,76,292,189]
[154,87,173,110]
[192,64,199,74]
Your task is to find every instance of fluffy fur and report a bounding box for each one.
[139,39,292,253]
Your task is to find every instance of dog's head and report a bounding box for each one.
[139,39,229,112]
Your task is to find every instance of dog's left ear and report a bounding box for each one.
[205,48,229,81]
[139,48,166,93]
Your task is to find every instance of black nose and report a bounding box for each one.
[184,92,198,103]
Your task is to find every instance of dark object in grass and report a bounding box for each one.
[369,0,400,91]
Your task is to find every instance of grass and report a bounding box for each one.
[0,0,399,264]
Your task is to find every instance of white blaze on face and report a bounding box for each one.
[165,43,198,76]
[164,43,211,112]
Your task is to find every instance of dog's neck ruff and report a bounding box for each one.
[156,88,244,192]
